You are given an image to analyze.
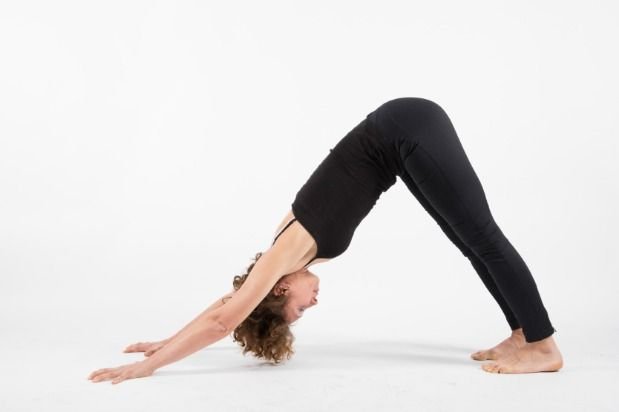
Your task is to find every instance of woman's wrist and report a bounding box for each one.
[140,357,159,374]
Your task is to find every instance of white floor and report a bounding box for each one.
[2,1,619,410]
[2,297,617,412]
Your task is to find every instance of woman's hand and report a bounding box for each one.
[88,360,155,385]
[123,339,170,357]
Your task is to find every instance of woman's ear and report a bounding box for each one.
[273,280,290,296]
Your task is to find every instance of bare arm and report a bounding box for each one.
[160,212,297,345]
[141,233,311,372]
[160,289,235,344]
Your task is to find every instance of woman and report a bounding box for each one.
[88,97,563,384]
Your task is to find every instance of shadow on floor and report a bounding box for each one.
[155,339,482,377]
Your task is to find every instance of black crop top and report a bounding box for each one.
[272,109,401,268]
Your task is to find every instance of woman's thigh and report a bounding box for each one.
[378,98,494,229]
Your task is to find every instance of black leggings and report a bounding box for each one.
[371,97,556,343]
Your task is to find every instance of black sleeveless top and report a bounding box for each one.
[272,109,401,268]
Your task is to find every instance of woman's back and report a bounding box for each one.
[285,111,400,268]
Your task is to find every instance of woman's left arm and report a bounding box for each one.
[88,238,308,384]
[164,289,236,343]
[87,304,231,384]
[122,289,236,357]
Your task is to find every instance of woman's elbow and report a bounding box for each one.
[207,314,235,335]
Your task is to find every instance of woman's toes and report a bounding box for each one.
[472,350,494,361]
[481,350,497,361]
[482,362,502,373]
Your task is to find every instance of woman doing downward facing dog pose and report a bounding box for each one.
[88,97,563,384]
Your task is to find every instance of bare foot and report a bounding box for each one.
[471,328,526,361]
[481,334,563,374]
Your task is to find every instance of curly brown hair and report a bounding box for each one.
[227,251,295,364]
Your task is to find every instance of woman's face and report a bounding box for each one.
[275,269,320,324]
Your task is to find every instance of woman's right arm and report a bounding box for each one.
[138,229,312,372]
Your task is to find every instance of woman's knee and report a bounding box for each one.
[463,218,510,257]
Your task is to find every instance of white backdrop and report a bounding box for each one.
[1,1,617,411]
